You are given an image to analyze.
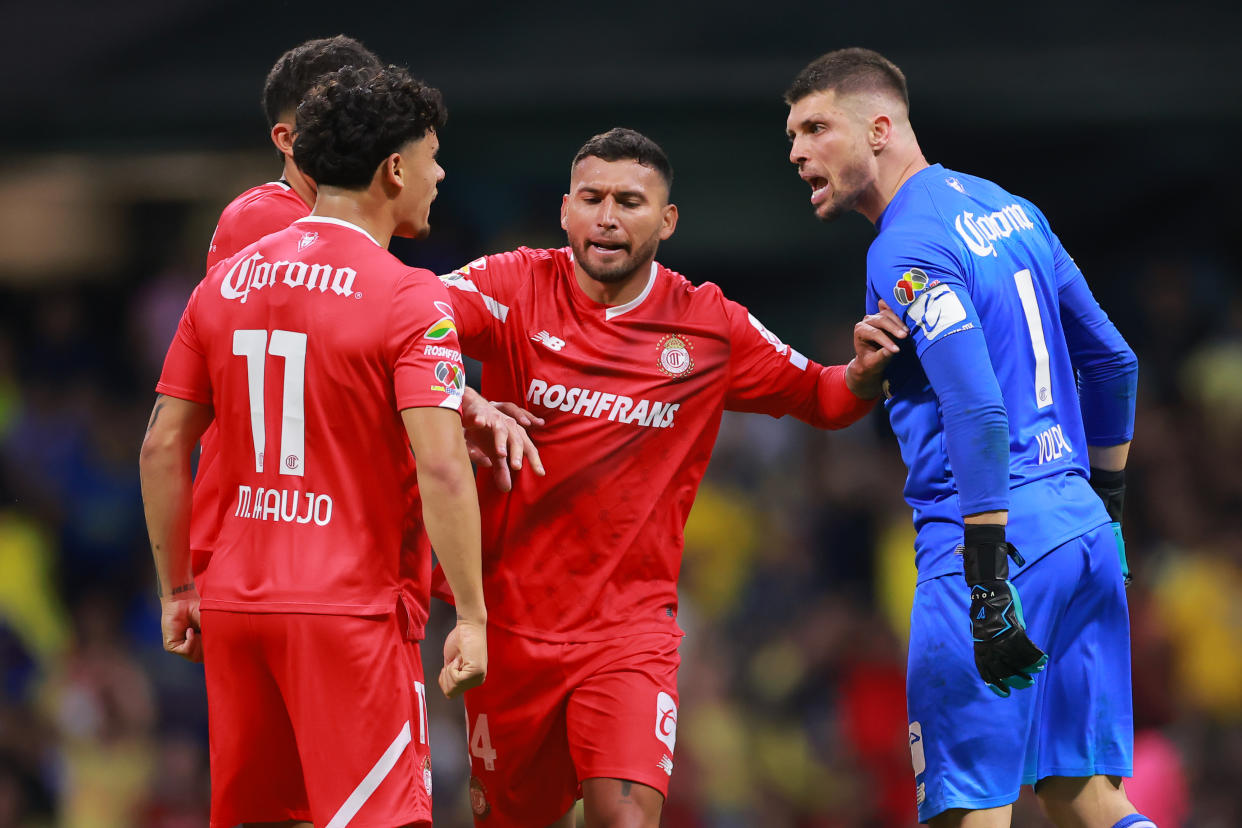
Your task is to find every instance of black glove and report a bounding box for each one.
[961,524,1049,698]
[1090,467,1131,586]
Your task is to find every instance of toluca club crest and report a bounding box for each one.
[657,334,694,378]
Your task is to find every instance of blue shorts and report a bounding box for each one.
[906,524,1133,822]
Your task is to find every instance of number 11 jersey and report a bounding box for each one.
[157,216,465,630]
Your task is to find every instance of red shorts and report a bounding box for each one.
[462,626,681,827]
[202,609,433,828]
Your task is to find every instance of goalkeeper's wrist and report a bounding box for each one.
[962,524,1010,583]
[1089,467,1125,521]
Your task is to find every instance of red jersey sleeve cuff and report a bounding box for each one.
[813,364,877,429]
[154,382,212,406]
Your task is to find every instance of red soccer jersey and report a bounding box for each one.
[441,247,873,640]
[206,180,310,269]
[158,216,466,628]
[192,181,313,573]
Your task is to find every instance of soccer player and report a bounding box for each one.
[435,127,908,828]
[140,65,486,828]
[784,49,1149,828]
[194,35,536,588]
[191,36,383,590]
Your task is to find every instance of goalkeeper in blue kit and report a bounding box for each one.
[785,49,1154,828]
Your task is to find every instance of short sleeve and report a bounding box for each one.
[388,269,467,412]
[155,283,212,404]
[866,231,979,357]
[438,249,535,360]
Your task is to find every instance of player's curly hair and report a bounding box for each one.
[784,47,909,111]
[261,35,381,127]
[572,128,674,191]
[293,65,447,191]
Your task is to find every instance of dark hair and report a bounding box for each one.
[784,48,909,111]
[261,35,381,127]
[571,128,673,191]
[293,65,447,190]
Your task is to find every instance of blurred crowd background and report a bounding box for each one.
[3,1,1241,826]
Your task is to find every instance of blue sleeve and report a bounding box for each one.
[867,232,1009,517]
[1052,237,1138,445]
[921,327,1011,516]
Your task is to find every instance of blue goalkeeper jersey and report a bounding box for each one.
[865,164,1134,581]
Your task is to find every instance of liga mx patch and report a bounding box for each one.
[433,361,466,396]
[893,267,929,305]
[423,757,433,796]
[907,284,968,341]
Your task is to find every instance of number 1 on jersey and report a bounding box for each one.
[1012,269,1053,409]
[232,329,307,476]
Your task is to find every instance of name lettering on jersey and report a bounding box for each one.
[424,344,462,362]
[531,330,566,351]
[221,251,359,303]
[907,284,969,341]
[1035,423,1073,464]
[657,334,695,378]
[234,485,333,526]
[526,378,680,428]
[954,204,1035,258]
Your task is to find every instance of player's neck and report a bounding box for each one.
[310,191,396,248]
[572,258,653,307]
[859,142,928,225]
[283,158,317,210]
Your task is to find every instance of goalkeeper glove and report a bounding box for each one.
[1090,467,1130,586]
[961,524,1049,698]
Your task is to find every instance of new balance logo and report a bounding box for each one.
[657,755,674,776]
[531,331,566,351]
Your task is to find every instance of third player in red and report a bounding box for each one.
[437,128,908,827]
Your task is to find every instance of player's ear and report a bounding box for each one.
[659,203,678,241]
[560,194,569,231]
[380,152,404,194]
[271,121,296,159]
[870,113,894,153]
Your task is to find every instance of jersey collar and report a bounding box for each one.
[605,261,659,321]
[294,215,382,248]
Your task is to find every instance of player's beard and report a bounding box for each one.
[574,231,661,285]
[816,157,871,223]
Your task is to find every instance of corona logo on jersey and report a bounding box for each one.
[525,378,680,428]
[220,251,358,303]
[297,231,318,251]
[893,268,929,305]
[953,204,1036,258]
[657,334,695,378]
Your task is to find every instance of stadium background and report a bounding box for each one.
[2,1,1240,825]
